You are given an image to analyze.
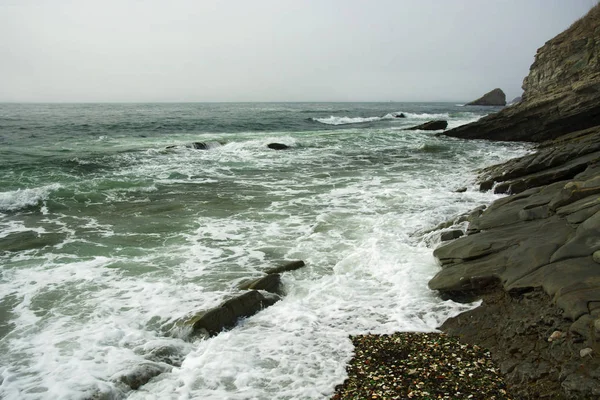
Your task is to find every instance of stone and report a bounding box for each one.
[465,88,507,106]
[550,211,600,263]
[548,330,564,342]
[238,274,282,294]
[264,260,306,274]
[189,290,279,337]
[394,113,406,118]
[267,143,290,150]
[406,120,448,131]
[455,187,467,193]
[190,141,222,150]
[594,250,600,264]
[439,229,464,242]
[192,142,209,150]
[116,362,171,390]
[580,348,593,358]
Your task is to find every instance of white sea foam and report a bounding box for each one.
[0,183,61,212]
[0,122,530,400]
[312,114,394,125]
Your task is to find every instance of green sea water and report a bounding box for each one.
[0,103,528,399]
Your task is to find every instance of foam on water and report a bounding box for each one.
[0,184,62,213]
[0,104,531,400]
[312,115,394,125]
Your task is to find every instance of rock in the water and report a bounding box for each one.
[267,143,290,150]
[394,113,406,118]
[264,260,306,274]
[188,290,279,337]
[407,120,448,131]
[238,274,282,294]
[465,88,507,106]
[192,142,209,150]
[116,363,171,390]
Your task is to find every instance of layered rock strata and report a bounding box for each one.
[443,5,600,142]
[430,127,600,398]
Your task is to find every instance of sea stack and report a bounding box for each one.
[465,88,507,106]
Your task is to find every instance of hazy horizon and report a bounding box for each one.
[1,0,597,103]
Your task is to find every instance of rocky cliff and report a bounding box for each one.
[443,4,600,142]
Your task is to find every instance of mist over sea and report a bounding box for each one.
[0,102,529,399]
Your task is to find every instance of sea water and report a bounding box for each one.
[0,103,529,399]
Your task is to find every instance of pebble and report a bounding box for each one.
[332,332,512,399]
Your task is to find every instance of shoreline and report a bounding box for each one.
[334,126,600,399]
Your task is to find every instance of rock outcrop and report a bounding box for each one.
[406,120,448,131]
[443,4,600,142]
[429,127,600,398]
[465,88,506,106]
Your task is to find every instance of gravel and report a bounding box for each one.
[332,332,512,399]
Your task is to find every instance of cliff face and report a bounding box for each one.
[444,4,600,142]
[522,10,600,102]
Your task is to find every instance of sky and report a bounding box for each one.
[0,0,597,103]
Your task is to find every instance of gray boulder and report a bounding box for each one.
[465,88,507,106]
[188,290,279,337]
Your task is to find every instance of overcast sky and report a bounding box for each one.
[0,0,596,102]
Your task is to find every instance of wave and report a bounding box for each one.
[0,183,62,212]
[402,112,450,120]
[311,114,395,125]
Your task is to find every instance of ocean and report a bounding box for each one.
[0,102,529,399]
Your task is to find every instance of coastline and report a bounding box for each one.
[333,124,600,399]
[334,4,600,396]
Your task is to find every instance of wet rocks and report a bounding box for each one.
[188,290,279,338]
[407,120,448,131]
[265,260,306,274]
[238,274,282,294]
[429,125,600,398]
[465,88,507,106]
[184,260,306,338]
[267,143,290,150]
[115,362,171,391]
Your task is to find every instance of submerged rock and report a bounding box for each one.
[465,88,507,106]
[115,363,171,390]
[187,290,279,337]
[264,260,306,274]
[238,274,282,294]
[406,120,448,131]
[267,143,290,150]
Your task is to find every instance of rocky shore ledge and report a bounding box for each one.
[336,4,600,399]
